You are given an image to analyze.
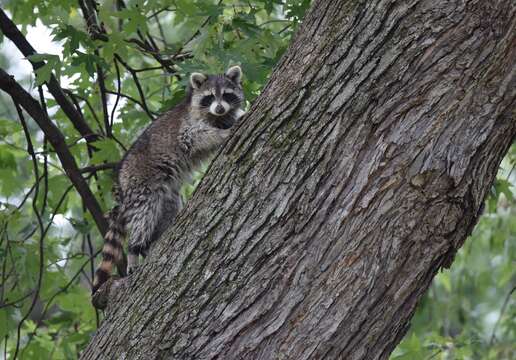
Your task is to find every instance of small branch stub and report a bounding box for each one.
[91,276,123,310]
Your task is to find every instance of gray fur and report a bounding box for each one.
[92,67,245,293]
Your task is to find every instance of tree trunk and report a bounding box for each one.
[82,0,515,359]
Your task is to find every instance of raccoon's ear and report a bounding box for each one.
[225,65,242,84]
[190,72,207,90]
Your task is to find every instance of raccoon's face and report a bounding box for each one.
[189,66,244,118]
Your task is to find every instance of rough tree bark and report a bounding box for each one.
[82,0,515,359]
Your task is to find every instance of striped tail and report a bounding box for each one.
[92,206,126,294]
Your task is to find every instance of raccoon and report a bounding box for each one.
[92,66,245,295]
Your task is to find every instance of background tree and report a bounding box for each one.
[0,0,514,359]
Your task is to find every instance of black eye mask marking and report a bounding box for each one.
[222,93,239,104]
[200,95,215,107]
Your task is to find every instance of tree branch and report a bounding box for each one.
[105,90,158,117]
[38,87,49,216]
[0,8,100,144]
[170,0,223,61]
[64,90,104,135]
[77,0,112,138]
[114,54,155,120]
[111,57,123,128]
[0,68,108,235]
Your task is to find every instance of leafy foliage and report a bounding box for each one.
[0,1,514,359]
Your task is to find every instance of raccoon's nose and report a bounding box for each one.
[215,104,226,115]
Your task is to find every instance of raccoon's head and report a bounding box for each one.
[189,66,244,120]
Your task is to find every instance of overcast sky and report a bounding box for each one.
[2,19,63,78]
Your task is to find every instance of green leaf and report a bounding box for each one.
[27,53,60,63]
[90,139,122,164]
[34,63,53,85]
[71,51,106,77]
[0,118,22,136]
[28,53,61,85]
[496,179,514,202]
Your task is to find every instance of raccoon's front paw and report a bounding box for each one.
[180,141,192,155]
[178,132,193,154]
[234,108,246,121]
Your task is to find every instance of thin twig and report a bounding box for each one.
[147,6,175,19]
[153,11,169,49]
[86,233,100,327]
[105,90,156,115]
[12,102,45,360]
[77,0,112,138]
[172,0,223,60]
[0,291,34,309]
[46,252,90,268]
[116,0,176,74]
[133,65,166,73]
[15,174,45,211]
[489,285,516,346]
[97,59,111,137]
[26,248,102,347]
[111,57,123,129]
[114,54,155,120]
[38,86,49,216]
[65,90,104,135]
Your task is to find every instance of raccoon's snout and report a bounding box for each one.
[209,101,229,116]
[215,104,225,114]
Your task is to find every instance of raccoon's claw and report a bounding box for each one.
[127,253,139,275]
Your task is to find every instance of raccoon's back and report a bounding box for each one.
[117,102,189,192]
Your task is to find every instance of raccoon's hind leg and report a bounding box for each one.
[149,192,182,245]
[127,242,150,274]
[127,253,139,274]
[125,186,164,274]
[125,186,182,275]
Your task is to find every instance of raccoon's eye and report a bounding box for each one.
[222,93,239,104]
[200,95,214,107]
